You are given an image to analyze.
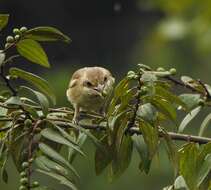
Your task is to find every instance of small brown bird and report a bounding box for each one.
[66,67,115,123]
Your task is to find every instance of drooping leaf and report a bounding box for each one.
[155,85,187,110]
[20,86,49,116]
[139,121,159,159]
[16,39,50,67]
[110,135,133,181]
[179,143,198,190]
[0,14,9,31]
[9,67,56,104]
[199,113,211,136]
[151,97,177,122]
[68,133,87,163]
[41,128,85,156]
[37,169,77,190]
[132,135,152,174]
[179,94,201,110]
[178,106,202,133]
[95,135,113,175]
[39,143,79,179]
[36,156,71,179]
[197,154,211,187]
[107,77,129,116]
[24,26,71,43]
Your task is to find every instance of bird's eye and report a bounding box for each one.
[84,81,93,87]
[104,76,107,82]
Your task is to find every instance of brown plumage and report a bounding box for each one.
[66,67,115,123]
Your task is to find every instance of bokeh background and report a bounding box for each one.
[1,0,211,189]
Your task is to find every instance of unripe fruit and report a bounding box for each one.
[169,68,177,75]
[13,28,20,34]
[32,181,39,187]
[6,36,14,43]
[19,186,27,190]
[20,26,27,33]
[20,177,28,185]
[20,171,27,177]
[156,67,165,72]
[5,43,10,49]
[22,162,29,169]
[24,119,32,127]
[29,158,34,163]
[15,35,21,41]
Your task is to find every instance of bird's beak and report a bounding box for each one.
[93,84,104,93]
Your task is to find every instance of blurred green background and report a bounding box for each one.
[1,0,211,189]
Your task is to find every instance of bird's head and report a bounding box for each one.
[81,67,115,98]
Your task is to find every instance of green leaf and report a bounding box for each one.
[5,96,22,106]
[107,77,129,116]
[67,123,102,149]
[197,154,211,187]
[174,176,188,189]
[36,156,70,178]
[95,135,113,175]
[155,85,187,110]
[9,67,56,104]
[151,97,177,122]
[139,121,159,159]
[110,135,133,181]
[24,26,71,43]
[41,128,85,156]
[17,39,50,67]
[132,135,152,174]
[178,106,202,133]
[179,94,201,110]
[137,103,157,123]
[0,14,9,31]
[179,143,198,190]
[39,143,79,179]
[199,113,211,136]
[37,169,77,190]
[21,86,49,116]
[68,133,87,163]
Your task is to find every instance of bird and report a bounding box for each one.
[66,67,115,124]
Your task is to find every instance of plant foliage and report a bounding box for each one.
[0,14,211,190]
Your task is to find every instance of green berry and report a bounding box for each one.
[157,67,165,72]
[32,181,39,187]
[20,171,27,177]
[13,28,20,34]
[22,162,29,169]
[15,34,21,41]
[20,177,28,185]
[29,158,34,163]
[24,119,32,127]
[20,26,28,33]
[169,68,177,75]
[4,43,10,49]
[6,36,14,43]
[19,186,27,190]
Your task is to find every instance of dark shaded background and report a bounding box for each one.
[1,0,211,189]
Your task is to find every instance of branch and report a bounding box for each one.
[0,66,17,96]
[165,76,203,95]
[52,120,211,145]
